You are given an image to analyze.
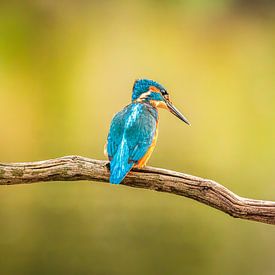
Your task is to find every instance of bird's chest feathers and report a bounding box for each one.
[135,121,158,168]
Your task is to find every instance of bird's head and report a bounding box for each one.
[132,79,190,125]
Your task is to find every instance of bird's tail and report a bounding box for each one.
[110,138,133,184]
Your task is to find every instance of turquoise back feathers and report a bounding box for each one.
[107,103,158,184]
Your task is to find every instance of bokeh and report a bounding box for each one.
[0,1,274,274]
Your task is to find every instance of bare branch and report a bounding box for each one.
[0,155,274,225]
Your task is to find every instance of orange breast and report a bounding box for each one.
[135,122,159,169]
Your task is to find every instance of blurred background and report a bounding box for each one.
[0,0,274,274]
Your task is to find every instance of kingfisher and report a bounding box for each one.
[105,79,190,184]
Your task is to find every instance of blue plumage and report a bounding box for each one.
[107,103,158,184]
[106,79,190,184]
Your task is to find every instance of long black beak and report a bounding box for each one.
[166,100,191,125]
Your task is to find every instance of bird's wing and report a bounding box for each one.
[107,104,157,184]
[126,109,157,163]
[106,107,127,161]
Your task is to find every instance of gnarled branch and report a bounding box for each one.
[0,155,274,225]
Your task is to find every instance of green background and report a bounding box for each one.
[0,1,274,274]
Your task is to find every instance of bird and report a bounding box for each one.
[105,79,190,184]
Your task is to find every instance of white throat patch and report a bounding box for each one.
[136,91,151,101]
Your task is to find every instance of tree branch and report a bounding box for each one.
[0,155,274,225]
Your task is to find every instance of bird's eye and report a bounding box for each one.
[160,89,168,96]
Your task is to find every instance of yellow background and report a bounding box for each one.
[0,1,274,274]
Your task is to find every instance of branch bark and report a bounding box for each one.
[0,155,274,225]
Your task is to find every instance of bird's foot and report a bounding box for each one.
[133,163,146,169]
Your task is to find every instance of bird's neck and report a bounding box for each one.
[130,101,159,121]
[132,98,166,110]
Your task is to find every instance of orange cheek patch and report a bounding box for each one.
[149,86,160,93]
[150,100,169,110]
[157,101,168,109]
